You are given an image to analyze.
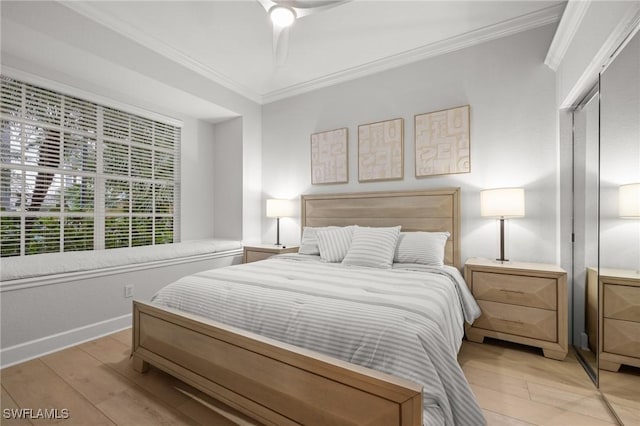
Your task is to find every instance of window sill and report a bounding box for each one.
[1,239,242,292]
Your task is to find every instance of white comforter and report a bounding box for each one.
[151,255,485,426]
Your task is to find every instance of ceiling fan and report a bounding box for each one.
[256,0,350,66]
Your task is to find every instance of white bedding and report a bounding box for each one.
[0,238,242,281]
[151,254,485,426]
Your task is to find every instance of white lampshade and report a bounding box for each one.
[266,199,294,218]
[270,6,295,27]
[480,188,525,218]
[619,183,640,218]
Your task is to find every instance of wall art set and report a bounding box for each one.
[310,105,470,184]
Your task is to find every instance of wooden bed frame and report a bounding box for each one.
[132,188,461,425]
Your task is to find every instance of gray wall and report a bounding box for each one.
[180,117,217,240]
[261,25,559,265]
[214,117,244,240]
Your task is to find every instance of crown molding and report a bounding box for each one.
[262,3,564,103]
[59,1,262,104]
[560,2,640,108]
[58,1,563,106]
[544,1,591,71]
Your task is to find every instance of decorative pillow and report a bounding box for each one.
[342,226,401,269]
[316,226,354,262]
[394,231,450,266]
[299,226,337,255]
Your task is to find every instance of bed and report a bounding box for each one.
[131,188,485,426]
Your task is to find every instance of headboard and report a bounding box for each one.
[301,188,461,268]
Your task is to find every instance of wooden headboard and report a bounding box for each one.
[301,188,461,268]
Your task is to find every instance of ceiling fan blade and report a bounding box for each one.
[292,0,351,18]
[273,25,291,67]
[256,0,279,13]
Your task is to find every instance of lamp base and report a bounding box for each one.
[274,217,281,247]
[497,218,508,264]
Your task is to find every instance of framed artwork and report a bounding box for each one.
[310,127,348,185]
[357,118,404,182]
[415,105,470,177]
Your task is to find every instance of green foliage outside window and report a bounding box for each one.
[0,76,179,257]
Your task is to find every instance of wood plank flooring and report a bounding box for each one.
[458,338,620,425]
[1,331,621,426]
[600,365,640,426]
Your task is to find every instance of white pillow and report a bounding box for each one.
[299,226,338,255]
[316,227,354,262]
[394,231,450,267]
[342,226,401,269]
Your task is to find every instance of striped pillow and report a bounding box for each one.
[342,226,401,269]
[394,231,450,266]
[316,226,354,262]
[299,226,338,255]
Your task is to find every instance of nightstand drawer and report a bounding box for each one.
[603,318,640,358]
[472,272,557,310]
[243,246,299,264]
[475,300,557,342]
[245,251,276,263]
[604,284,640,322]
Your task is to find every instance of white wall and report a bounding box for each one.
[180,117,216,240]
[0,254,241,367]
[261,25,558,265]
[214,117,244,239]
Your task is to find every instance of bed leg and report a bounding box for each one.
[132,355,150,373]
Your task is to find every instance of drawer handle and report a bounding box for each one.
[499,289,525,295]
[497,318,524,325]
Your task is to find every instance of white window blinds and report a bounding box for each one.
[0,76,180,257]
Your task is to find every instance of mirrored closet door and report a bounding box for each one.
[572,85,600,384]
[598,26,640,426]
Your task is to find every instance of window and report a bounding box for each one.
[0,76,180,257]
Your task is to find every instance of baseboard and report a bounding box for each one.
[0,314,132,368]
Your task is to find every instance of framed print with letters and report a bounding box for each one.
[415,105,470,177]
[311,128,348,184]
[358,118,404,182]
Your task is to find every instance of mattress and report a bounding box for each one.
[151,254,485,426]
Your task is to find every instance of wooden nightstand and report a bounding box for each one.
[243,245,299,264]
[464,258,568,360]
[587,268,640,372]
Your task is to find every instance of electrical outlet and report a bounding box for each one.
[124,285,134,298]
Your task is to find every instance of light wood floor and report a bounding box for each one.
[600,365,640,426]
[458,338,620,425]
[0,331,621,426]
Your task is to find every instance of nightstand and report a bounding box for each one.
[464,258,568,360]
[587,268,640,372]
[242,245,299,264]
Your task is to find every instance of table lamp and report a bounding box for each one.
[619,183,640,218]
[481,188,525,262]
[266,199,294,246]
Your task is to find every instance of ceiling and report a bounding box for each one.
[58,0,564,104]
[1,1,565,120]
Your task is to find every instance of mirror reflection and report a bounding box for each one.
[599,27,640,425]
[572,87,600,382]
